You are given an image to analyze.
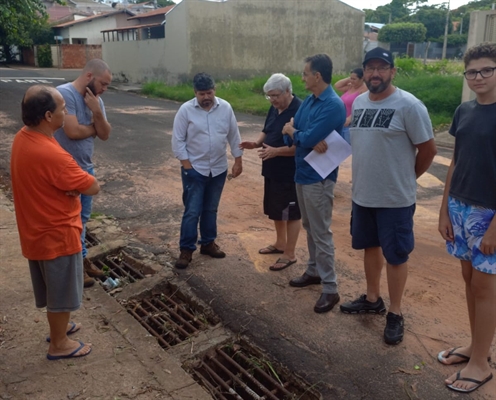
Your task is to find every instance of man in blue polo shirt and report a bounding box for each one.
[282,54,346,313]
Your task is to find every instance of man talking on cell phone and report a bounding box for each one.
[54,59,112,288]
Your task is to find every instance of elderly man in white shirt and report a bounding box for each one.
[172,73,243,269]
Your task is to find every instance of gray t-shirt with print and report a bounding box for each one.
[350,88,433,208]
[54,83,106,171]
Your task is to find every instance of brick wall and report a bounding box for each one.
[60,44,102,68]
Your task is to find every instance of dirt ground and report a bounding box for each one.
[0,88,494,398]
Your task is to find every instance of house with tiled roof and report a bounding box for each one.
[101,5,174,42]
[53,9,136,45]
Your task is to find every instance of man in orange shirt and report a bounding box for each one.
[11,85,100,360]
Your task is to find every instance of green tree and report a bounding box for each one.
[0,0,62,62]
[364,0,428,24]
[156,0,175,6]
[378,22,427,43]
[408,5,452,40]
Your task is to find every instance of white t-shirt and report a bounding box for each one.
[350,88,433,208]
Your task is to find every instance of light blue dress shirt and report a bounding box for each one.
[172,97,243,177]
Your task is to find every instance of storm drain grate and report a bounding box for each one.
[190,343,321,400]
[126,292,211,349]
[84,231,101,248]
[93,253,146,283]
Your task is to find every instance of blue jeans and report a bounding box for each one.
[342,126,351,145]
[179,167,227,251]
[80,167,94,259]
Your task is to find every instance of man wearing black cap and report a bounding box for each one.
[172,73,243,269]
[339,47,437,345]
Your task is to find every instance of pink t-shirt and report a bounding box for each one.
[341,90,362,117]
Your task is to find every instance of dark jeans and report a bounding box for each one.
[179,167,227,251]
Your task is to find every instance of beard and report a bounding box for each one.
[87,79,97,96]
[366,76,391,94]
[200,99,213,108]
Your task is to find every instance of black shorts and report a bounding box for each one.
[351,202,415,265]
[263,177,301,221]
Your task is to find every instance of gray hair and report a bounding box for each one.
[263,73,292,94]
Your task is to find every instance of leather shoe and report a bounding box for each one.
[314,293,340,313]
[289,273,321,287]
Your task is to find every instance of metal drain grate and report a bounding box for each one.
[93,253,146,284]
[191,343,321,400]
[126,292,210,349]
[84,231,100,248]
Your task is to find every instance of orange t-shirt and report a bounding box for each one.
[11,127,95,260]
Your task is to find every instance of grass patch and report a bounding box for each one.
[142,63,463,130]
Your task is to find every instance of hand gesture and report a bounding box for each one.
[239,141,258,150]
[258,144,277,161]
[313,140,328,154]
[438,211,454,242]
[84,87,101,113]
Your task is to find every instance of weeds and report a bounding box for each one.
[143,59,464,130]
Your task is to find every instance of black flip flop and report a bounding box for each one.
[269,258,297,271]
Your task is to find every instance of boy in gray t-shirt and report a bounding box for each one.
[339,47,437,346]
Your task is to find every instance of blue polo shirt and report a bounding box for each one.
[284,85,346,184]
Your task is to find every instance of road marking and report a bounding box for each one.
[0,78,65,83]
[433,155,452,167]
[0,77,65,79]
[417,171,444,188]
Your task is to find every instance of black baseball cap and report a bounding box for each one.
[363,47,394,68]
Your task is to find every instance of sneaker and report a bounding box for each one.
[339,294,386,314]
[384,312,404,345]
[84,258,105,278]
[200,241,226,258]
[175,250,193,269]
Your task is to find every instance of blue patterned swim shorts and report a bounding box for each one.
[447,196,496,274]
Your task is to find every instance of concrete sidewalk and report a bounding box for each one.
[0,191,212,399]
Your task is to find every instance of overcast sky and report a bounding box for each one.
[340,0,471,11]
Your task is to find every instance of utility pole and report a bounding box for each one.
[460,13,463,34]
[442,0,450,59]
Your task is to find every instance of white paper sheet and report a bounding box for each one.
[303,130,352,179]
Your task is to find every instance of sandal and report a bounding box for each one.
[259,245,284,255]
[269,258,297,271]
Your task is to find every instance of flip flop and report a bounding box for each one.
[259,245,284,255]
[46,321,80,343]
[269,258,297,271]
[437,347,491,365]
[47,341,92,361]
[447,371,493,393]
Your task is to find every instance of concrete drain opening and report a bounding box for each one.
[84,231,101,248]
[92,251,154,291]
[126,290,215,349]
[187,341,322,399]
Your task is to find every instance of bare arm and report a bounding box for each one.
[84,88,111,141]
[415,139,437,179]
[62,115,97,140]
[240,132,266,150]
[258,144,295,161]
[438,152,455,241]
[80,178,100,196]
[334,77,351,93]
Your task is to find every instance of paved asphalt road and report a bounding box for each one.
[0,67,471,400]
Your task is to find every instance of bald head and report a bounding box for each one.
[22,85,61,127]
[83,59,110,76]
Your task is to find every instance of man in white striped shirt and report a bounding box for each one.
[172,73,243,269]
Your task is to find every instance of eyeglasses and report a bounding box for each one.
[364,66,391,73]
[265,92,283,100]
[464,67,496,80]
